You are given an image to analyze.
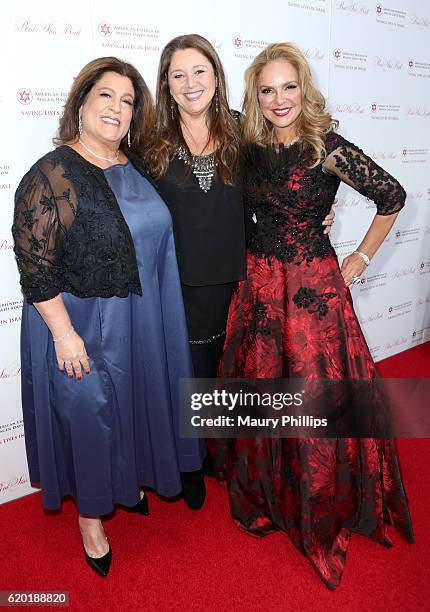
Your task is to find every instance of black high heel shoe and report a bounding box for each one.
[129,492,149,516]
[83,544,112,577]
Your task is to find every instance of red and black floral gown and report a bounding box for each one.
[214,132,414,589]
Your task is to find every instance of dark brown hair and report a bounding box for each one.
[144,34,240,185]
[54,56,154,155]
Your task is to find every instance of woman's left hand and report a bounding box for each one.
[322,208,335,235]
[341,252,367,287]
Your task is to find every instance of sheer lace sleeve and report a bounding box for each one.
[322,134,406,215]
[12,157,77,303]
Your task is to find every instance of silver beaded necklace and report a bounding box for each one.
[176,145,215,193]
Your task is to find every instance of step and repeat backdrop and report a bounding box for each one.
[1,0,429,504]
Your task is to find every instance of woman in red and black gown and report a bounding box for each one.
[213,43,413,589]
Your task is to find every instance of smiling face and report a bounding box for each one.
[79,71,135,148]
[168,48,217,120]
[257,59,302,142]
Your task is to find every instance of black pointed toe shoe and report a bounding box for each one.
[83,545,112,578]
[129,493,150,516]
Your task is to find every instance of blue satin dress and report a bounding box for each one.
[20,161,204,516]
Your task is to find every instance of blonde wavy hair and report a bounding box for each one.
[242,42,338,165]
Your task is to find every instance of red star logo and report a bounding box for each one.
[334,49,341,60]
[17,89,32,105]
[232,35,243,49]
[98,22,112,37]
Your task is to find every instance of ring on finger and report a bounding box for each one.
[351,276,361,285]
[64,361,73,369]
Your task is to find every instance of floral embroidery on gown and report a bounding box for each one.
[213,133,413,589]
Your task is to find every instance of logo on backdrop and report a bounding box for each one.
[369,150,397,160]
[96,21,160,53]
[357,272,387,292]
[408,59,430,79]
[411,326,430,344]
[370,102,401,121]
[15,18,82,38]
[405,107,430,118]
[387,300,413,320]
[401,148,428,164]
[0,474,29,496]
[232,36,272,60]
[16,89,32,105]
[411,14,430,28]
[286,0,328,13]
[332,238,359,257]
[394,228,420,245]
[303,48,325,61]
[383,337,408,351]
[375,4,406,27]
[374,56,402,70]
[98,21,112,37]
[16,89,68,119]
[335,1,369,15]
[332,48,368,71]
[333,102,365,114]
[359,311,384,326]
[0,364,21,380]
[0,164,11,192]
[419,260,430,276]
[232,35,243,49]
[406,191,424,203]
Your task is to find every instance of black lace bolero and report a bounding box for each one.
[12,146,154,303]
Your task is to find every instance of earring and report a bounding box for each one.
[170,96,175,120]
[215,88,219,115]
[127,130,131,148]
[78,114,83,135]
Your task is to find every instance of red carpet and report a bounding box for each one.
[1,343,429,611]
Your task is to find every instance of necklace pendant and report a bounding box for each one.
[176,146,215,193]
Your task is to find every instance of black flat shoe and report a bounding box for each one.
[83,545,112,578]
[129,493,149,516]
[181,470,206,510]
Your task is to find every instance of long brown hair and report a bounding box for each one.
[243,43,338,165]
[144,34,240,185]
[54,56,154,156]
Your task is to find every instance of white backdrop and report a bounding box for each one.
[1,0,429,504]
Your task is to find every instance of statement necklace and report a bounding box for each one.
[176,145,215,193]
[78,138,120,163]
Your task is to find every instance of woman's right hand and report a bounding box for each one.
[54,329,90,380]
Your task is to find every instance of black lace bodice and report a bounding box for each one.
[244,132,406,265]
[12,146,151,303]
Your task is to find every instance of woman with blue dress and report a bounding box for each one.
[12,57,204,577]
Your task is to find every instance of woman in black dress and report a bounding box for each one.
[145,35,335,509]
